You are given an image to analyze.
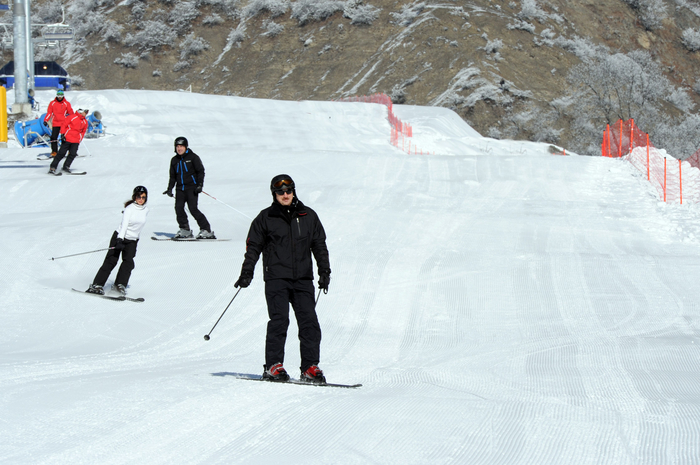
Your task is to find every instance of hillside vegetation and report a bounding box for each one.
[2,0,700,155]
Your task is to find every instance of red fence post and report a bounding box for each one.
[646,134,650,181]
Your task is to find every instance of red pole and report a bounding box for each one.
[664,158,667,202]
[646,135,650,181]
[619,121,623,158]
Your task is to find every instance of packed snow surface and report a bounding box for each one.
[2,89,700,464]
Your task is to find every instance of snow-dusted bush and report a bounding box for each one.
[518,0,547,22]
[32,1,64,24]
[668,88,694,112]
[173,61,191,72]
[621,0,667,30]
[261,19,285,36]
[71,75,85,87]
[179,33,210,60]
[153,69,162,77]
[131,2,147,20]
[227,23,248,45]
[202,14,225,26]
[654,114,700,159]
[124,20,177,51]
[114,52,139,68]
[390,3,425,26]
[291,0,345,25]
[102,20,124,43]
[682,28,700,51]
[243,0,289,18]
[482,38,503,54]
[564,49,687,153]
[344,2,381,25]
[169,1,200,32]
[506,19,535,33]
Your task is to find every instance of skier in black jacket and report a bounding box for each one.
[235,174,331,384]
[162,136,215,239]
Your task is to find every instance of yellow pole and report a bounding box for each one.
[0,86,7,145]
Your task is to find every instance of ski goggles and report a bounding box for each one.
[272,179,294,189]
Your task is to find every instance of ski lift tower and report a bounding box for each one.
[11,0,30,115]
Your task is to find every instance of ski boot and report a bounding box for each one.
[86,284,104,295]
[48,167,61,176]
[196,230,216,240]
[173,228,193,239]
[262,363,290,382]
[115,284,127,296]
[62,166,73,174]
[300,365,326,384]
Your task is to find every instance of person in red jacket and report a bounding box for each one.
[48,109,89,175]
[43,89,74,156]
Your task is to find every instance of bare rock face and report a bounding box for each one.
[15,0,700,152]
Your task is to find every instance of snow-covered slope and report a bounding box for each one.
[2,89,700,464]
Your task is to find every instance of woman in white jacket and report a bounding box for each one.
[86,186,149,296]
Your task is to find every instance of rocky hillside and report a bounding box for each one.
[3,0,700,155]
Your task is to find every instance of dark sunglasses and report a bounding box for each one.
[274,189,293,196]
[272,179,293,189]
[136,194,147,199]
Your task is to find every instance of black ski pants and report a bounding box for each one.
[264,278,321,372]
[93,231,139,287]
[50,140,79,170]
[175,188,211,232]
[50,126,61,154]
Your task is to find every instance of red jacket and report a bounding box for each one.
[44,98,74,131]
[63,113,88,143]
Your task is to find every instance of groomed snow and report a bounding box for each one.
[2,89,700,464]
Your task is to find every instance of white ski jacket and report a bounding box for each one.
[117,203,149,241]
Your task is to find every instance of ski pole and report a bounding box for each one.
[315,289,322,305]
[202,191,252,220]
[50,247,114,261]
[204,288,242,341]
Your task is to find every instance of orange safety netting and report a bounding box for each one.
[337,94,434,155]
[601,119,700,204]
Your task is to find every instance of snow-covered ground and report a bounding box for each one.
[2,89,700,464]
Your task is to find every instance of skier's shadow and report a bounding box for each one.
[212,371,262,380]
[152,231,175,238]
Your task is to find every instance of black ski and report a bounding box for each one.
[124,296,145,303]
[71,288,125,301]
[63,171,87,175]
[151,236,230,242]
[212,372,361,388]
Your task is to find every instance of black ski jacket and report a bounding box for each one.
[167,149,205,191]
[241,199,330,282]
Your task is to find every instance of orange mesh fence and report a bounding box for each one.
[337,93,435,155]
[601,119,700,204]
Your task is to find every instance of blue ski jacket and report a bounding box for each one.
[167,149,205,191]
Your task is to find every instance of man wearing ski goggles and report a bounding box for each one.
[234,174,331,385]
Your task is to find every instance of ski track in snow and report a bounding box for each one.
[2,89,700,464]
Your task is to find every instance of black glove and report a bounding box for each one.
[163,189,173,197]
[318,271,331,293]
[235,271,253,288]
[114,238,126,251]
[43,121,49,128]
[61,135,66,143]
[195,185,203,194]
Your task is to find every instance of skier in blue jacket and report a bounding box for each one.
[162,136,215,239]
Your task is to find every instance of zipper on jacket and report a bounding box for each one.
[296,217,301,236]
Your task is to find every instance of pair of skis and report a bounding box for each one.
[49,170,86,176]
[212,372,361,389]
[71,288,144,303]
